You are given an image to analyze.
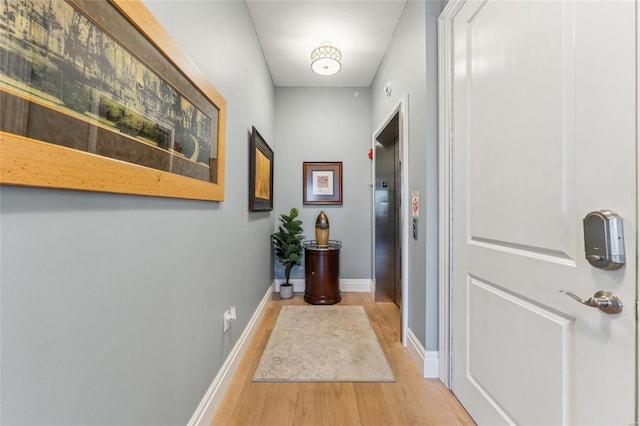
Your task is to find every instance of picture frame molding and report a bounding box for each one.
[0,0,227,201]
[303,161,343,205]
[249,126,274,212]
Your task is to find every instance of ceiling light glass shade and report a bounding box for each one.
[311,44,342,76]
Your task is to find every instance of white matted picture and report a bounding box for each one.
[303,162,342,205]
[312,171,334,195]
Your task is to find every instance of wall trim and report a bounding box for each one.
[274,278,305,293]
[637,0,640,414]
[424,351,440,379]
[437,0,465,389]
[406,328,425,376]
[407,328,439,379]
[274,278,373,293]
[187,285,273,426]
[340,279,373,292]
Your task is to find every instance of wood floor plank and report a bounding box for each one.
[321,382,361,426]
[211,292,475,426]
[255,383,297,426]
[353,383,396,425]
[293,383,326,426]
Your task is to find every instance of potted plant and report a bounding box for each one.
[271,208,305,299]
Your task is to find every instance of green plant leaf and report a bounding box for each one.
[271,208,305,277]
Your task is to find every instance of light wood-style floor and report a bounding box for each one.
[212,292,475,426]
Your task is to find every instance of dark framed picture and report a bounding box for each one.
[0,0,227,201]
[303,162,342,205]
[249,126,274,211]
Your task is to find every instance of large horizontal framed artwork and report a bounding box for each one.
[0,0,227,201]
[249,126,273,211]
[303,162,342,205]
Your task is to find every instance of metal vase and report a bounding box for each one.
[315,211,330,246]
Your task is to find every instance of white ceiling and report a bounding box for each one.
[245,1,407,88]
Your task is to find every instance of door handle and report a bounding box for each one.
[559,290,623,314]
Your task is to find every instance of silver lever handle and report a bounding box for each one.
[559,290,623,314]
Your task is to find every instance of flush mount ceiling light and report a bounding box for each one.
[311,42,342,76]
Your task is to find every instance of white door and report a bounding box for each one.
[448,1,637,425]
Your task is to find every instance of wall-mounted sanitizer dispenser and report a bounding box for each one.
[583,210,625,270]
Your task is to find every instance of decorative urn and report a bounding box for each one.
[315,211,330,246]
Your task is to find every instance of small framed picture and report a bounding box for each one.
[303,162,342,205]
[249,126,274,211]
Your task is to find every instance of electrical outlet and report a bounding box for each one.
[223,309,231,333]
[229,305,236,320]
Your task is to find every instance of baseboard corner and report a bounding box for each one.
[406,329,440,379]
[406,328,426,376]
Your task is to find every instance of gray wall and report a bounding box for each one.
[1,1,275,424]
[371,0,440,351]
[273,88,372,280]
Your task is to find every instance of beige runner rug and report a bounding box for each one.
[253,305,395,382]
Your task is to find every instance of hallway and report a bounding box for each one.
[212,292,474,425]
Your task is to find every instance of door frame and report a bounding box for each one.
[636,0,639,417]
[437,0,463,388]
[437,0,640,407]
[372,94,409,346]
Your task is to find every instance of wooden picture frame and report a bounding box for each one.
[249,126,273,211]
[0,0,226,201]
[303,162,342,205]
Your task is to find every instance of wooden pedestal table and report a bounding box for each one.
[303,240,341,305]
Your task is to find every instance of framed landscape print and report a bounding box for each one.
[0,0,227,201]
[249,126,273,211]
[303,162,342,205]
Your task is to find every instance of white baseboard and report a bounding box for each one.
[187,285,273,426]
[340,279,373,292]
[424,351,439,379]
[406,328,439,379]
[274,278,305,292]
[274,278,373,293]
[406,328,426,376]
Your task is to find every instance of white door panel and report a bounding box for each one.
[449,1,636,425]
[467,277,572,425]
[467,0,575,260]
